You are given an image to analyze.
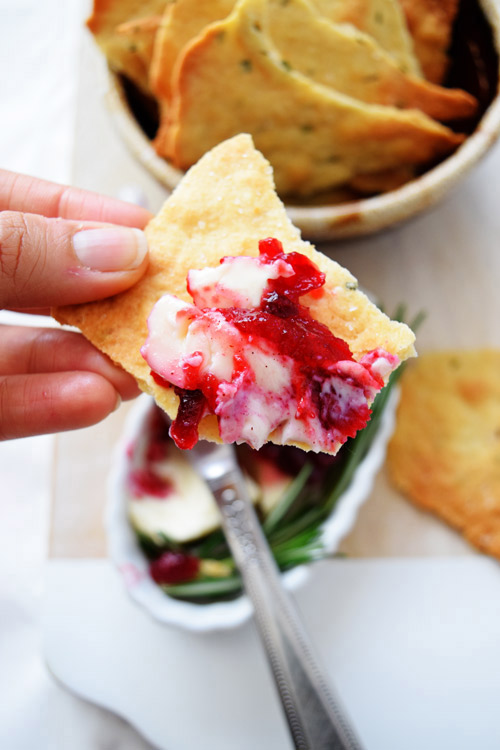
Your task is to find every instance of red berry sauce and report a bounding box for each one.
[149,238,392,452]
[127,405,173,499]
[170,387,206,451]
[128,467,171,499]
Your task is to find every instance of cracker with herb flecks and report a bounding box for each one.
[114,15,162,91]
[312,0,420,75]
[398,0,459,84]
[387,350,500,558]
[53,134,415,447]
[265,0,475,122]
[149,0,421,104]
[158,0,464,197]
[149,0,234,102]
[87,0,166,93]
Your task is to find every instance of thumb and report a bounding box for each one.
[0,211,149,309]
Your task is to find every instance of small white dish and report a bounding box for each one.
[106,390,398,632]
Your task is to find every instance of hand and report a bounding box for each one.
[0,169,153,440]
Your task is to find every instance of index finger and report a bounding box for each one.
[0,169,153,228]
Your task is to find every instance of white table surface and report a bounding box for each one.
[3,2,500,749]
[0,1,153,747]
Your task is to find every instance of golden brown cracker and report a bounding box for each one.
[398,0,459,84]
[348,166,416,194]
[149,0,423,104]
[266,0,475,121]
[312,0,420,75]
[149,0,234,102]
[114,15,162,91]
[387,350,500,558]
[87,0,166,92]
[54,134,415,445]
[159,0,463,197]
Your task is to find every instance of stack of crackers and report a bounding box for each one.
[87,0,475,199]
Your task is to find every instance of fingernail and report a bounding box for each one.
[72,227,148,271]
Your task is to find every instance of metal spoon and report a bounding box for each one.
[187,440,364,750]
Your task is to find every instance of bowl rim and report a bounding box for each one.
[105,389,398,632]
[104,0,500,241]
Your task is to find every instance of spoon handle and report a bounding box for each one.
[191,442,364,750]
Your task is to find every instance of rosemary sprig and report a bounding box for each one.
[267,507,325,547]
[262,463,313,534]
[163,575,243,599]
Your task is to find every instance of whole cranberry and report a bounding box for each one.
[149,551,200,585]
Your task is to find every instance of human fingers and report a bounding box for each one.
[0,169,153,226]
[0,211,149,309]
[0,325,140,400]
[0,371,123,440]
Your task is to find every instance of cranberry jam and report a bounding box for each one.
[143,239,397,452]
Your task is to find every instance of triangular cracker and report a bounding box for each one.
[158,0,464,197]
[399,0,459,84]
[54,135,415,446]
[388,350,500,558]
[312,0,420,75]
[264,0,475,122]
[150,0,422,104]
[87,0,166,93]
[149,0,234,102]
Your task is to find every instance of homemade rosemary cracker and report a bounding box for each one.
[87,0,164,93]
[160,0,464,197]
[262,0,475,121]
[87,0,474,200]
[399,0,459,84]
[54,134,415,446]
[387,350,500,558]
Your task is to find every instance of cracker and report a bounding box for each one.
[114,15,162,92]
[265,0,475,121]
[312,0,420,75]
[387,350,500,558]
[398,0,459,84]
[54,134,415,445]
[149,0,422,103]
[349,166,416,194]
[87,0,166,93]
[149,0,234,102]
[159,0,464,197]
